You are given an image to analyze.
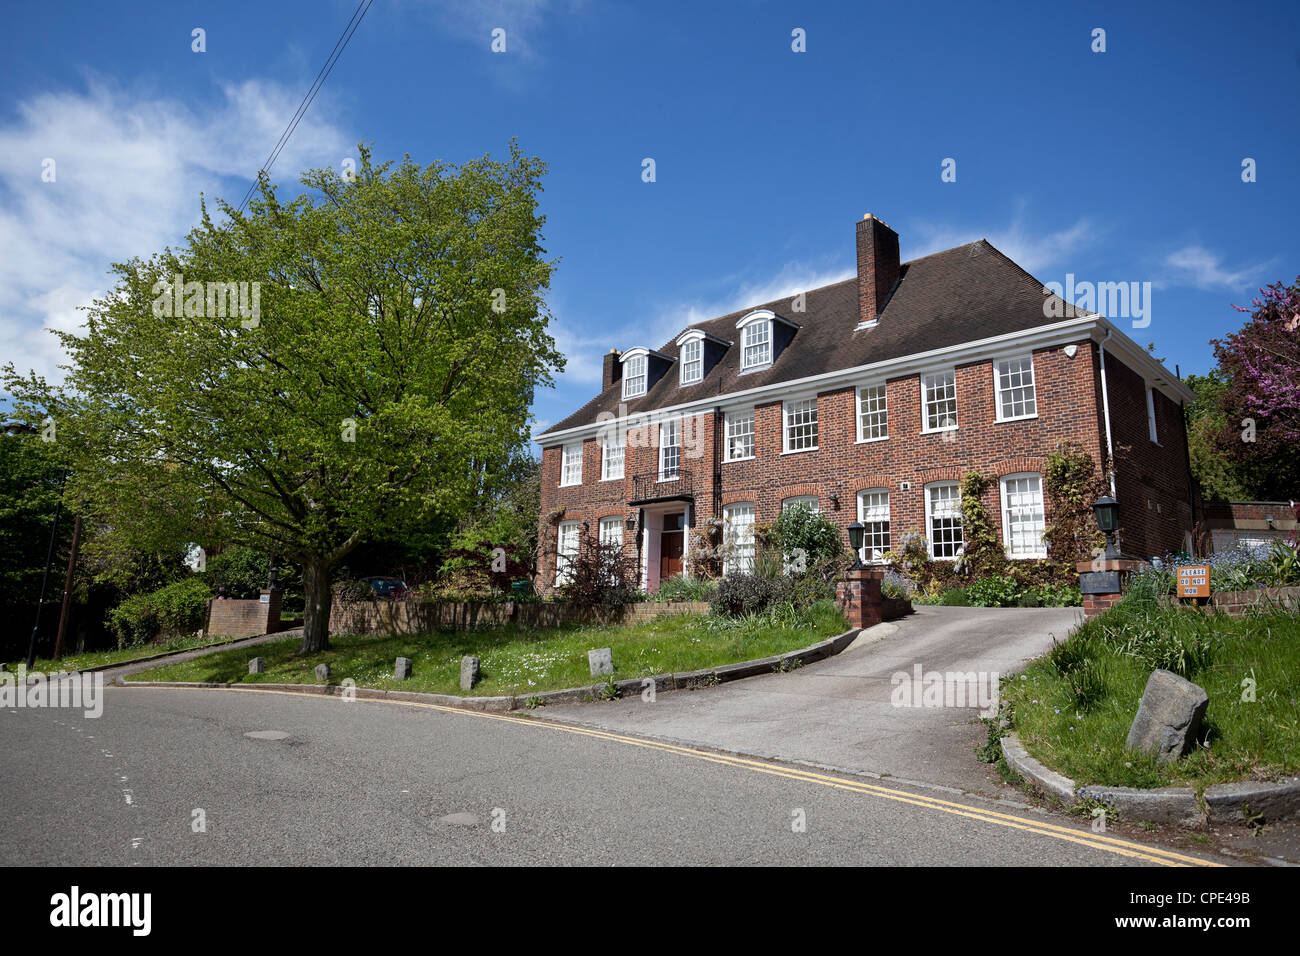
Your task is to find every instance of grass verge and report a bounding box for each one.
[126,600,848,698]
[8,632,250,675]
[1001,596,1300,792]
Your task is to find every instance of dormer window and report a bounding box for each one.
[680,338,703,385]
[622,353,647,399]
[735,309,797,373]
[675,329,730,387]
[741,319,771,370]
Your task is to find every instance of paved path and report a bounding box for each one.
[538,606,1082,797]
[98,629,303,683]
[0,684,1219,866]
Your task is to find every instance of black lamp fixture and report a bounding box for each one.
[1093,495,1120,559]
[847,521,866,570]
[267,562,279,590]
[624,513,638,531]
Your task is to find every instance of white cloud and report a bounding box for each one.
[908,213,1095,276]
[0,77,351,385]
[1161,245,1271,290]
[405,0,574,62]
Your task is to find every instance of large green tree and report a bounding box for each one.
[4,143,562,652]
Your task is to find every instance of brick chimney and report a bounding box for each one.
[856,214,900,326]
[602,349,622,389]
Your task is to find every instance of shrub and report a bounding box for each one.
[556,527,640,610]
[767,503,845,569]
[937,587,971,606]
[881,570,913,600]
[710,574,795,617]
[966,575,1023,608]
[656,574,717,602]
[108,577,211,648]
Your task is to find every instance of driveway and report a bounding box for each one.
[536,605,1082,798]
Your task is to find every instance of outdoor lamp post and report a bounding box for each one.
[267,563,279,591]
[1093,495,1120,559]
[847,521,866,570]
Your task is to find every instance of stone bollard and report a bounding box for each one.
[315,663,331,683]
[588,647,614,676]
[1126,669,1209,762]
[460,656,480,691]
[248,657,264,674]
[394,657,412,680]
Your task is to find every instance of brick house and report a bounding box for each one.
[533,215,1196,594]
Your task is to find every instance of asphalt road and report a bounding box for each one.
[0,683,1221,866]
[542,605,1081,797]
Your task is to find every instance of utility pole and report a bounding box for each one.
[53,514,82,661]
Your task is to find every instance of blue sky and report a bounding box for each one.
[1,0,1296,437]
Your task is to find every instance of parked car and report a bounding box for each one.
[362,576,409,600]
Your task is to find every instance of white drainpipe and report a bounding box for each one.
[1098,327,1118,498]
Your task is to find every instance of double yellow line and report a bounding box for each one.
[126,684,1222,867]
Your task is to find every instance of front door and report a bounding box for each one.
[659,512,685,580]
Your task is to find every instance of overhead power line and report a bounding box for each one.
[235,0,376,213]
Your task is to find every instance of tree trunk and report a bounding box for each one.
[300,558,333,654]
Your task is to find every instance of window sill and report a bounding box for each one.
[781,446,819,456]
[994,413,1039,424]
[855,435,889,445]
[921,427,959,436]
[738,363,772,375]
[724,456,756,463]
[599,476,623,483]
[656,477,681,484]
[559,481,582,488]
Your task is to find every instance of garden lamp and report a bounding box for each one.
[267,563,279,590]
[847,521,866,570]
[1093,495,1120,559]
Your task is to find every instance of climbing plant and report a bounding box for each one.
[1041,442,1108,567]
[957,471,1006,577]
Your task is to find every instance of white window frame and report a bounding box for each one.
[724,409,755,462]
[658,417,681,481]
[679,337,703,385]
[781,495,820,513]
[856,489,891,564]
[560,443,582,486]
[598,516,623,549]
[856,383,888,442]
[600,431,624,481]
[993,355,1038,422]
[740,319,772,371]
[925,481,964,560]
[782,397,818,453]
[921,370,958,433]
[722,502,756,575]
[555,520,579,586]
[1146,387,1159,444]
[1000,472,1047,559]
[622,353,647,399]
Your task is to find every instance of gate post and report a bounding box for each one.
[836,568,883,629]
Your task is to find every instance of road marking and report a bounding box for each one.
[120,684,1223,867]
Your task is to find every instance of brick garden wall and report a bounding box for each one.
[205,591,282,638]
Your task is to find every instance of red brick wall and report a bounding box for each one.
[536,339,1155,590]
[1101,351,1195,558]
[206,591,281,638]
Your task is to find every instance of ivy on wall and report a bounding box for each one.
[1041,442,1108,568]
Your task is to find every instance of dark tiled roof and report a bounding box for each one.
[538,240,1070,438]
